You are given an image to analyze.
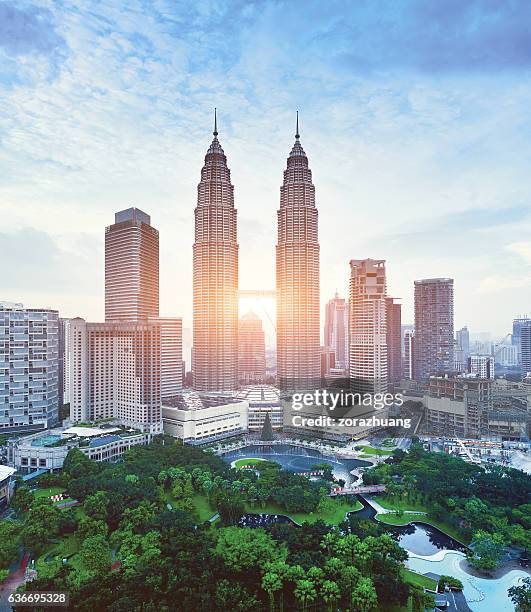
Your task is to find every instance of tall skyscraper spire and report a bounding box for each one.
[213,107,218,137]
[276,115,320,390]
[193,113,239,391]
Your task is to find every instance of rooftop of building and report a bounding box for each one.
[62,425,122,438]
[0,465,16,481]
[236,385,281,405]
[162,391,243,410]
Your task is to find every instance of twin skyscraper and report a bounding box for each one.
[193,111,320,392]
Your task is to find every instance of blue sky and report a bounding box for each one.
[2,0,531,345]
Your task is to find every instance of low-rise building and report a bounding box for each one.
[0,465,16,508]
[424,376,527,440]
[236,385,282,430]
[162,392,248,444]
[6,425,152,473]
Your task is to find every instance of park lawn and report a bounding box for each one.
[192,493,217,522]
[33,486,66,500]
[376,494,430,513]
[376,512,470,544]
[401,568,438,590]
[245,497,363,525]
[358,446,393,456]
[233,458,268,469]
[162,490,217,522]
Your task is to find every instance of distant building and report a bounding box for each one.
[385,297,402,387]
[468,355,494,380]
[67,318,162,434]
[454,326,470,372]
[495,343,518,367]
[320,346,336,381]
[238,312,266,384]
[512,316,531,365]
[105,207,159,322]
[58,318,70,408]
[403,330,415,380]
[0,303,59,433]
[236,385,282,430]
[521,323,531,375]
[424,376,526,440]
[414,278,454,379]
[162,392,248,444]
[324,293,349,370]
[349,259,388,393]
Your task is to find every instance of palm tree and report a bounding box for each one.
[320,580,340,612]
[262,572,282,612]
[294,579,317,612]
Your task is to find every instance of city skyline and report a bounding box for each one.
[3,2,531,339]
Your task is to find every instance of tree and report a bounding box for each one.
[320,579,340,612]
[83,491,109,522]
[10,486,34,513]
[262,571,282,612]
[77,516,108,539]
[21,498,61,552]
[467,530,506,572]
[261,412,274,441]
[0,521,21,570]
[79,535,112,575]
[508,577,531,611]
[410,584,435,612]
[215,527,287,572]
[62,448,100,479]
[215,579,259,611]
[351,576,378,612]
[294,579,316,612]
[213,491,245,526]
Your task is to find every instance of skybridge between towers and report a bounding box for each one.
[238,290,277,298]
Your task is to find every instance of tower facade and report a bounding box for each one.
[0,303,59,433]
[276,115,320,390]
[68,318,162,433]
[349,259,388,393]
[385,297,402,387]
[414,278,454,379]
[105,207,159,322]
[150,317,183,399]
[324,293,349,371]
[238,312,266,385]
[193,113,239,391]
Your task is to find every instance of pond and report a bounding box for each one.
[351,496,468,556]
[222,443,370,485]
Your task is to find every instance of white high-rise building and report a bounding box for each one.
[0,303,59,433]
[467,354,494,379]
[150,317,182,399]
[68,318,162,433]
[349,259,388,394]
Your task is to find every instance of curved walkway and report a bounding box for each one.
[363,495,427,516]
